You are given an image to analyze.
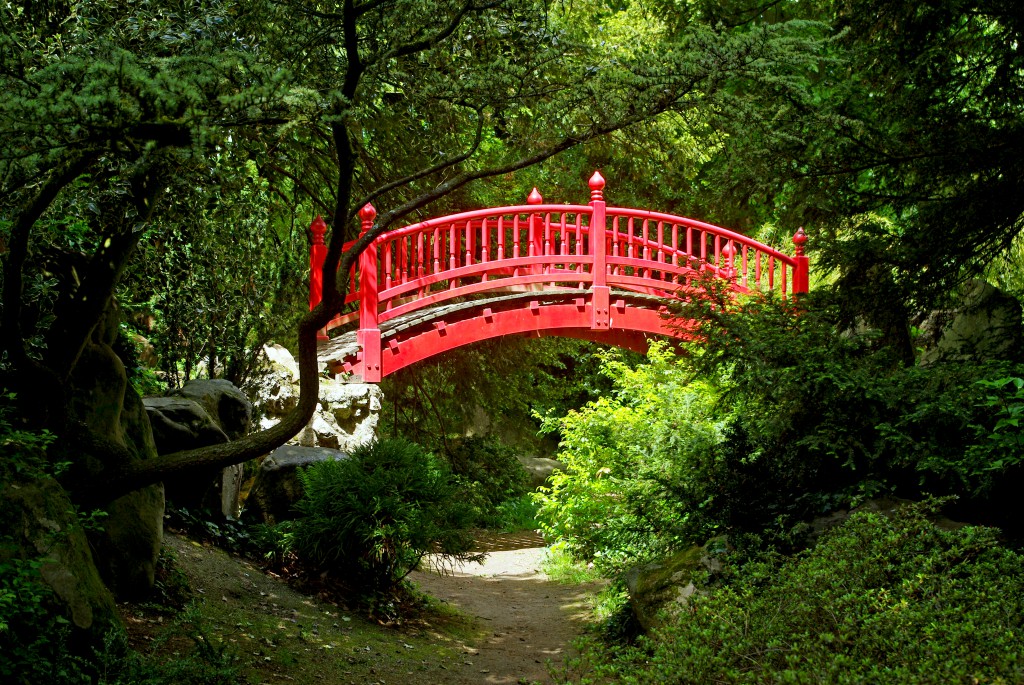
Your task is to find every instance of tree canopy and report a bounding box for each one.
[1,0,829,501]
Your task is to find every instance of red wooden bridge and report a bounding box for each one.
[312,172,808,382]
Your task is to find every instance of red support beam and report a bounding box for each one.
[309,215,328,340]
[357,203,382,382]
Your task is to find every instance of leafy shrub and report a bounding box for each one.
[534,343,732,573]
[445,436,530,507]
[442,436,533,527]
[289,439,479,594]
[0,540,85,684]
[568,501,1024,684]
[484,494,540,532]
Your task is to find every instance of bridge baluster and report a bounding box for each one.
[741,244,749,288]
[560,214,569,264]
[309,215,328,340]
[417,232,425,279]
[642,219,652,279]
[448,222,457,288]
[357,203,381,382]
[588,170,608,327]
[497,216,505,262]
[434,225,442,276]
[512,215,521,276]
[403,235,411,286]
[670,223,679,283]
[574,214,584,287]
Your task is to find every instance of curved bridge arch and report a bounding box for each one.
[312,172,808,381]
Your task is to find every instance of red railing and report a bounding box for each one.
[310,172,809,371]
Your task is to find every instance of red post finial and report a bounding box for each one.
[311,215,327,245]
[359,203,377,234]
[792,226,807,256]
[721,241,736,280]
[589,170,605,202]
[527,188,543,205]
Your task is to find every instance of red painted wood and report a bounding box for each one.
[316,172,809,380]
[309,216,328,340]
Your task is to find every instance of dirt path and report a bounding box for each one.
[149,532,600,685]
[411,531,604,685]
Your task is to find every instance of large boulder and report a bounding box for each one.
[143,380,252,519]
[517,456,566,489]
[242,445,349,523]
[624,537,729,633]
[144,396,229,454]
[65,297,163,598]
[248,344,382,452]
[0,477,121,646]
[174,379,251,440]
[919,279,1023,365]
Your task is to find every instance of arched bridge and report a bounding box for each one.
[312,172,809,382]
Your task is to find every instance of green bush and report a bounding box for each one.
[538,290,1024,574]
[484,494,540,532]
[0,541,87,684]
[535,342,743,573]
[289,439,479,594]
[442,436,533,527]
[566,502,1024,684]
[445,436,530,507]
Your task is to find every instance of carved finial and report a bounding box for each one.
[721,241,736,280]
[310,215,327,245]
[359,203,376,233]
[527,187,543,205]
[792,226,807,256]
[589,170,605,201]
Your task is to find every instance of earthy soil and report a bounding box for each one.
[125,531,603,685]
[411,531,604,684]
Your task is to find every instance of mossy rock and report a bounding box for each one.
[624,538,728,633]
[0,477,121,641]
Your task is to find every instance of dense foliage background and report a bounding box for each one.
[2,0,1023,682]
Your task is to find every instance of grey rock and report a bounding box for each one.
[143,394,232,516]
[247,344,382,454]
[919,279,1023,365]
[516,456,565,489]
[175,379,252,440]
[624,537,730,633]
[144,396,229,454]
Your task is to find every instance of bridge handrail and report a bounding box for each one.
[310,172,809,338]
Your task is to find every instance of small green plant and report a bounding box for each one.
[289,439,480,597]
[969,376,1024,473]
[541,542,603,584]
[0,542,79,683]
[94,607,240,685]
[443,436,532,526]
[486,494,540,532]
[0,393,57,483]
